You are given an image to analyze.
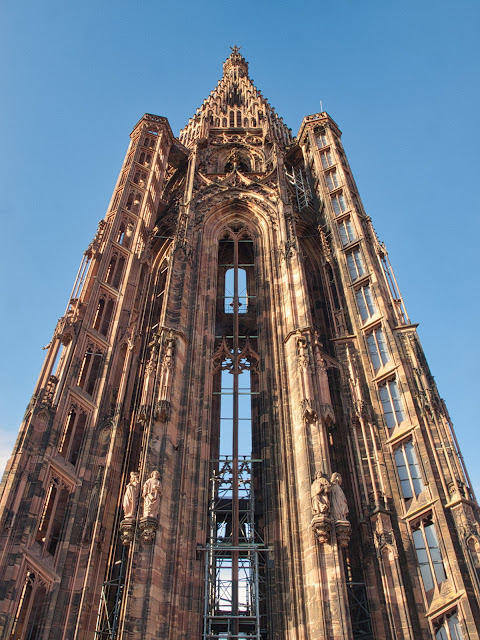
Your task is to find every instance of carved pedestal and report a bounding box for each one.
[139,516,158,544]
[335,520,351,547]
[311,514,332,544]
[119,518,136,546]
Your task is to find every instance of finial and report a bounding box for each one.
[223,45,248,76]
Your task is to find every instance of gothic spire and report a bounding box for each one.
[179,48,292,147]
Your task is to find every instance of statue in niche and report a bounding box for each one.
[330,472,349,521]
[143,470,162,519]
[311,471,331,516]
[122,472,140,520]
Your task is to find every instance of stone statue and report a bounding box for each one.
[330,472,348,521]
[311,472,331,515]
[143,470,162,519]
[122,472,140,519]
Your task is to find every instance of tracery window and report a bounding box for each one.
[214,226,258,457]
[412,516,446,593]
[207,223,262,638]
[326,169,340,190]
[105,252,126,289]
[320,149,334,169]
[355,284,376,320]
[346,248,366,281]
[58,404,88,466]
[9,569,49,640]
[331,192,348,215]
[35,474,71,556]
[78,341,104,396]
[92,294,115,337]
[434,612,464,640]
[366,327,390,372]
[317,131,328,147]
[379,378,405,429]
[394,439,424,501]
[338,217,356,246]
[116,221,134,249]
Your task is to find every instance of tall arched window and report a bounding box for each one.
[206,223,263,638]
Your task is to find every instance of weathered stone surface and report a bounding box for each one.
[0,48,479,640]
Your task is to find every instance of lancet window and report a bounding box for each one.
[125,191,142,212]
[139,152,151,166]
[116,220,134,249]
[77,341,104,396]
[214,226,258,458]
[35,474,72,556]
[58,404,88,466]
[9,569,49,640]
[205,223,263,639]
[105,252,126,289]
[133,170,147,187]
[92,293,115,337]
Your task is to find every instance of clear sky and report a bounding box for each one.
[1,1,479,493]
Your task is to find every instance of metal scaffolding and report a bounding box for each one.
[285,166,314,211]
[202,457,267,640]
[95,544,128,640]
[347,581,373,640]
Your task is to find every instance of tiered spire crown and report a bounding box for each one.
[179,48,292,147]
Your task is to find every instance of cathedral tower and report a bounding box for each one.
[1,48,479,640]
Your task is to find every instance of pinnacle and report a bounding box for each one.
[223,44,248,77]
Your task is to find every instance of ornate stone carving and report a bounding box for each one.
[155,399,171,422]
[143,471,162,519]
[296,334,310,371]
[301,398,317,424]
[335,520,352,548]
[311,472,331,516]
[373,512,396,553]
[119,519,136,546]
[311,471,332,544]
[312,514,332,544]
[330,473,349,521]
[122,472,140,519]
[139,517,158,544]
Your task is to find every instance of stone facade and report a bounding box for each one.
[0,47,479,640]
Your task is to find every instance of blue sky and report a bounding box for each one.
[1,1,479,493]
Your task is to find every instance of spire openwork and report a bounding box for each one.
[179,48,292,147]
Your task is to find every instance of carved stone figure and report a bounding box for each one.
[330,472,348,521]
[311,472,331,516]
[122,472,140,519]
[143,470,162,519]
